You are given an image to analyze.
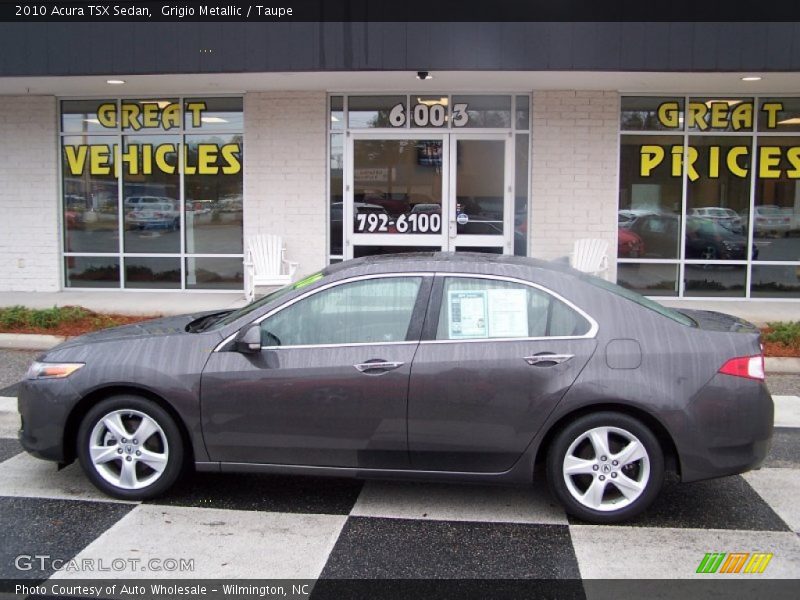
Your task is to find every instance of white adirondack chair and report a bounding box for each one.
[571,238,609,278]
[243,234,299,301]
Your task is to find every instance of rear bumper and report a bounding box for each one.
[17,379,81,463]
[678,374,773,483]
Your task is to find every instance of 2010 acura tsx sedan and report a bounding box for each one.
[18,253,773,523]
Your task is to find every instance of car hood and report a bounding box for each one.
[50,311,225,350]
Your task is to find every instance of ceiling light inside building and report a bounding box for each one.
[741,76,762,81]
[106,79,126,85]
[778,118,800,125]
[417,97,448,106]
[201,117,228,123]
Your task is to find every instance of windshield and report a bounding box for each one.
[581,275,696,327]
[208,271,326,330]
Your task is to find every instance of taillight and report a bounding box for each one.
[718,355,765,381]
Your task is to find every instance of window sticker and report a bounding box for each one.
[487,289,528,338]
[447,291,488,339]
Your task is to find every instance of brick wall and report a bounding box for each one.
[530,91,620,280]
[0,96,60,291]
[243,92,328,280]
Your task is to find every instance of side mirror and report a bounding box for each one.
[234,324,262,354]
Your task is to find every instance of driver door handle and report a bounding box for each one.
[523,354,574,366]
[354,361,405,373]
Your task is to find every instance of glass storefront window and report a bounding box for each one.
[621,97,684,132]
[330,94,530,263]
[619,96,800,299]
[61,100,118,133]
[184,97,243,131]
[62,135,119,254]
[330,96,344,131]
[65,257,120,288]
[184,133,244,254]
[60,97,244,289]
[352,139,443,233]
[515,96,530,130]
[348,96,406,129]
[122,134,180,254]
[121,99,179,132]
[124,257,181,289]
[616,264,679,296]
[751,265,800,297]
[514,134,529,256]
[451,95,511,128]
[685,136,751,261]
[185,257,243,290]
[687,98,753,133]
[684,264,746,297]
[330,133,344,257]
[754,136,800,261]
[758,98,800,133]
[411,96,449,128]
[619,135,683,259]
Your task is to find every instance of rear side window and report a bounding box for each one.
[435,277,591,340]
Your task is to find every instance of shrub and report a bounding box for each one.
[764,321,800,349]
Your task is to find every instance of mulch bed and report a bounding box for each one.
[0,314,157,337]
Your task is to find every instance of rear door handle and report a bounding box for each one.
[354,361,405,374]
[523,354,574,366]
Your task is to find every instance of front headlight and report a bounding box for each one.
[25,361,85,380]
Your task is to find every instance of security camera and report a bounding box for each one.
[416,71,432,80]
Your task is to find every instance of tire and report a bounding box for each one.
[77,395,184,501]
[546,412,664,524]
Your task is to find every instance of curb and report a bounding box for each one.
[2,332,800,374]
[765,357,800,375]
[0,333,67,351]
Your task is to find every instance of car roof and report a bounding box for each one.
[322,251,572,278]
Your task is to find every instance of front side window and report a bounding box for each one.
[260,277,423,346]
[435,277,590,341]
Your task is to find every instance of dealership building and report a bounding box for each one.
[1,21,800,302]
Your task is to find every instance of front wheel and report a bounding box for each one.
[546,412,664,524]
[77,395,184,500]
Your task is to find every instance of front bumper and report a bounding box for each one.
[678,374,773,483]
[17,378,82,463]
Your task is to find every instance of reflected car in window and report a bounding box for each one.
[688,207,744,234]
[18,253,772,524]
[617,228,644,258]
[685,216,757,261]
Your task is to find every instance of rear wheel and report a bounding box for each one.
[546,412,664,523]
[77,395,184,500]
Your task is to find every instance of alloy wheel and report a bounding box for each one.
[88,409,169,490]
[562,425,650,512]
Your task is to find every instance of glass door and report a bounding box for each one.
[346,133,448,259]
[446,134,512,254]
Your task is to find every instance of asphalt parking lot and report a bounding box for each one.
[0,349,798,593]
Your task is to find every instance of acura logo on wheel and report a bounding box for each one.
[602,464,612,473]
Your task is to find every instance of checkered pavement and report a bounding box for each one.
[0,394,798,585]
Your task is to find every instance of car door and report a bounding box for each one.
[408,274,597,472]
[201,274,432,469]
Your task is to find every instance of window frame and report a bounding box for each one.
[249,273,434,350]
[619,93,800,300]
[421,273,598,344]
[58,95,244,292]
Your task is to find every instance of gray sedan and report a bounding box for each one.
[18,253,773,523]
